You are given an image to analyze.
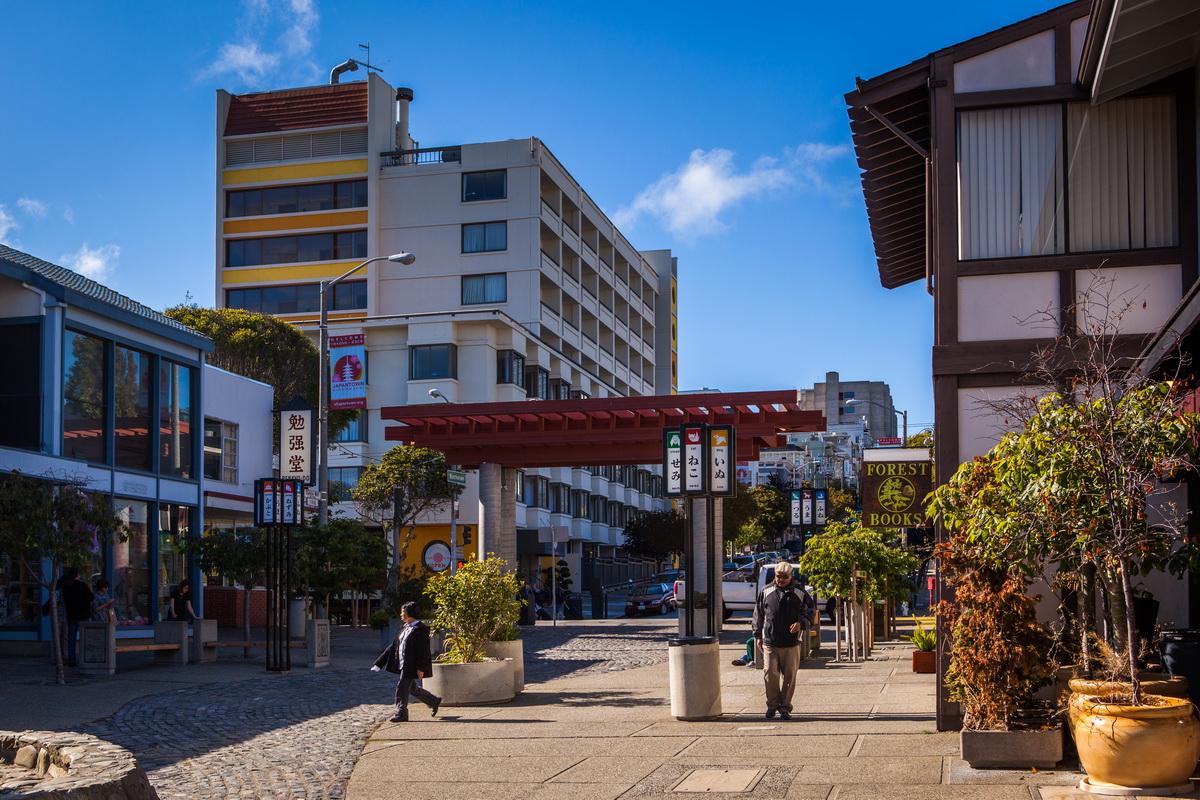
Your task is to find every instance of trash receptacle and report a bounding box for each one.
[564,594,584,620]
[668,636,722,720]
[1161,629,1200,704]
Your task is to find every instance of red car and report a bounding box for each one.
[625,583,675,616]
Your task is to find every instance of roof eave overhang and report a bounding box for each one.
[1081,0,1200,105]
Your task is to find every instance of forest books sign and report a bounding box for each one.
[861,448,932,528]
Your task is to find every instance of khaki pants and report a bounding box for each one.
[762,644,800,713]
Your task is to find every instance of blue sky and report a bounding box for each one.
[1,0,1066,432]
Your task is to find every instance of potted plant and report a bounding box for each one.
[907,622,935,673]
[929,459,1061,770]
[422,554,522,705]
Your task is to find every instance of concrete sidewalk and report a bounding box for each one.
[346,634,1093,800]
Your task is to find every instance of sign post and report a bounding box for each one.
[255,478,305,673]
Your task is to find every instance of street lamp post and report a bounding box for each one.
[317,252,416,527]
[846,398,908,444]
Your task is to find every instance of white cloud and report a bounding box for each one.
[202,0,320,85]
[0,206,15,241]
[613,143,853,238]
[61,243,120,283]
[17,197,48,217]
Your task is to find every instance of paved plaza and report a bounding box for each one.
[0,616,1160,800]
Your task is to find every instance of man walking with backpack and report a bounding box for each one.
[751,561,814,720]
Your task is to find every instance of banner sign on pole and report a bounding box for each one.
[663,428,683,497]
[801,488,814,526]
[329,333,367,410]
[277,396,314,485]
[790,490,802,525]
[682,423,705,494]
[814,489,828,526]
[707,425,735,496]
[255,479,305,526]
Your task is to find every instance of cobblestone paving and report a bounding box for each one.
[80,624,674,800]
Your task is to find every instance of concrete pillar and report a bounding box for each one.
[478,462,519,566]
[689,497,715,637]
[78,621,116,676]
[191,618,218,663]
[307,619,330,668]
[153,621,189,665]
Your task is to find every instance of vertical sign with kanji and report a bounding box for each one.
[814,489,828,526]
[708,425,734,496]
[801,488,814,525]
[682,423,705,494]
[790,490,802,525]
[663,428,683,497]
[278,396,313,484]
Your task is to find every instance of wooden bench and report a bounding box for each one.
[192,619,330,668]
[202,641,304,648]
[79,621,190,675]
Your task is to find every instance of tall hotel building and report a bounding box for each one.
[215,72,677,582]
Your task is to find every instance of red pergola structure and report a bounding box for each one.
[381,390,825,468]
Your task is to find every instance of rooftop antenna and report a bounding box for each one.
[356,43,385,73]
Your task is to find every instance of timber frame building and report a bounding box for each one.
[847,0,1200,728]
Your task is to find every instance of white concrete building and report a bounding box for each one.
[214,73,676,584]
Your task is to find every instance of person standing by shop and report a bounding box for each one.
[751,561,814,720]
[59,567,94,667]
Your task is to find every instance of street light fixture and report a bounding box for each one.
[846,398,908,444]
[317,252,416,527]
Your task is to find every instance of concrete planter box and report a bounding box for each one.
[424,659,515,705]
[482,639,524,694]
[960,726,1063,769]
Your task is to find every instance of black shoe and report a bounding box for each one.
[388,714,408,723]
[732,657,749,666]
[430,697,441,718]
[765,709,777,719]
[780,710,791,720]
[65,661,77,667]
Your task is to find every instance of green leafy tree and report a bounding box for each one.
[425,555,522,663]
[352,446,455,570]
[622,509,685,559]
[186,527,268,655]
[163,305,354,438]
[294,518,389,624]
[798,515,918,605]
[0,471,125,684]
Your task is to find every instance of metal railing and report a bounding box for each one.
[379,146,462,167]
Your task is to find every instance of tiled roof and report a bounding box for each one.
[225,82,369,136]
[0,244,212,348]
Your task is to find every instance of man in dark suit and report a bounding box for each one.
[372,601,441,723]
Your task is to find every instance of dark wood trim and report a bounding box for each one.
[933,341,1047,375]
[956,248,1186,276]
[1060,269,1076,337]
[846,64,931,108]
[932,373,960,733]
[1177,70,1198,290]
[956,372,1025,389]
[932,53,958,348]
[954,85,1087,109]
[1055,19,1075,87]
[940,1,1090,65]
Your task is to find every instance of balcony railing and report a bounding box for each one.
[380,146,462,167]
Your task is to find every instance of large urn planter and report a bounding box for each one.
[1072,694,1200,795]
[1065,676,1190,732]
[423,659,516,706]
[482,639,524,694]
[960,726,1064,769]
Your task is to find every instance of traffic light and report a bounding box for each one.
[460,526,472,546]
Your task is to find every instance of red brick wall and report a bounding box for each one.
[202,586,268,628]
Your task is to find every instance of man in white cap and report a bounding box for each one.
[751,560,814,720]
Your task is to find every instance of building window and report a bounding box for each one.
[0,322,41,452]
[462,273,507,304]
[523,476,549,509]
[571,490,588,518]
[608,501,622,526]
[525,367,549,400]
[159,360,195,478]
[549,379,571,400]
[203,419,238,483]
[226,180,368,217]
[332,410,365,442]
[226,231,367,267]
[957,95,1177,260]
[462,221,507,253]
[549,483,570,514]
[410,344,457,380]
[328,466,363,490]
[114,346,153,472]
[570,389,590,400]
[497,350,525,386]
[515,470,526,504]
[226,281,365,314]
[63,330,107,464]
[650,475,663,498]
[462,170,507,202]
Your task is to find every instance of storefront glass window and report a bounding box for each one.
[63,330,107,463]
[159,505,191,620]
[112,500,151,625]
[0,555,39,630]
[159,362,194,477]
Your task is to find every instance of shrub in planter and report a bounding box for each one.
[907,622,936,673]
[425,554,521,663]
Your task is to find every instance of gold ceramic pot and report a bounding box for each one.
[1072,694,1200,790]
[1066,676,1190,731]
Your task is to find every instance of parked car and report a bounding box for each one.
[625,583,675,616]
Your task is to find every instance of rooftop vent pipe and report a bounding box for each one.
[330,60,359,84]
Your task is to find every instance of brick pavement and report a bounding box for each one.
[70,622,676,800]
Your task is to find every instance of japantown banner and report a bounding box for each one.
[329,334,367,410]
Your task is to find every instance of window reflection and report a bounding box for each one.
[159,362,194,477]
[159,505,191,621]
[63,331,107,463]
[112,500,151,625]
[114,346,153,471]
